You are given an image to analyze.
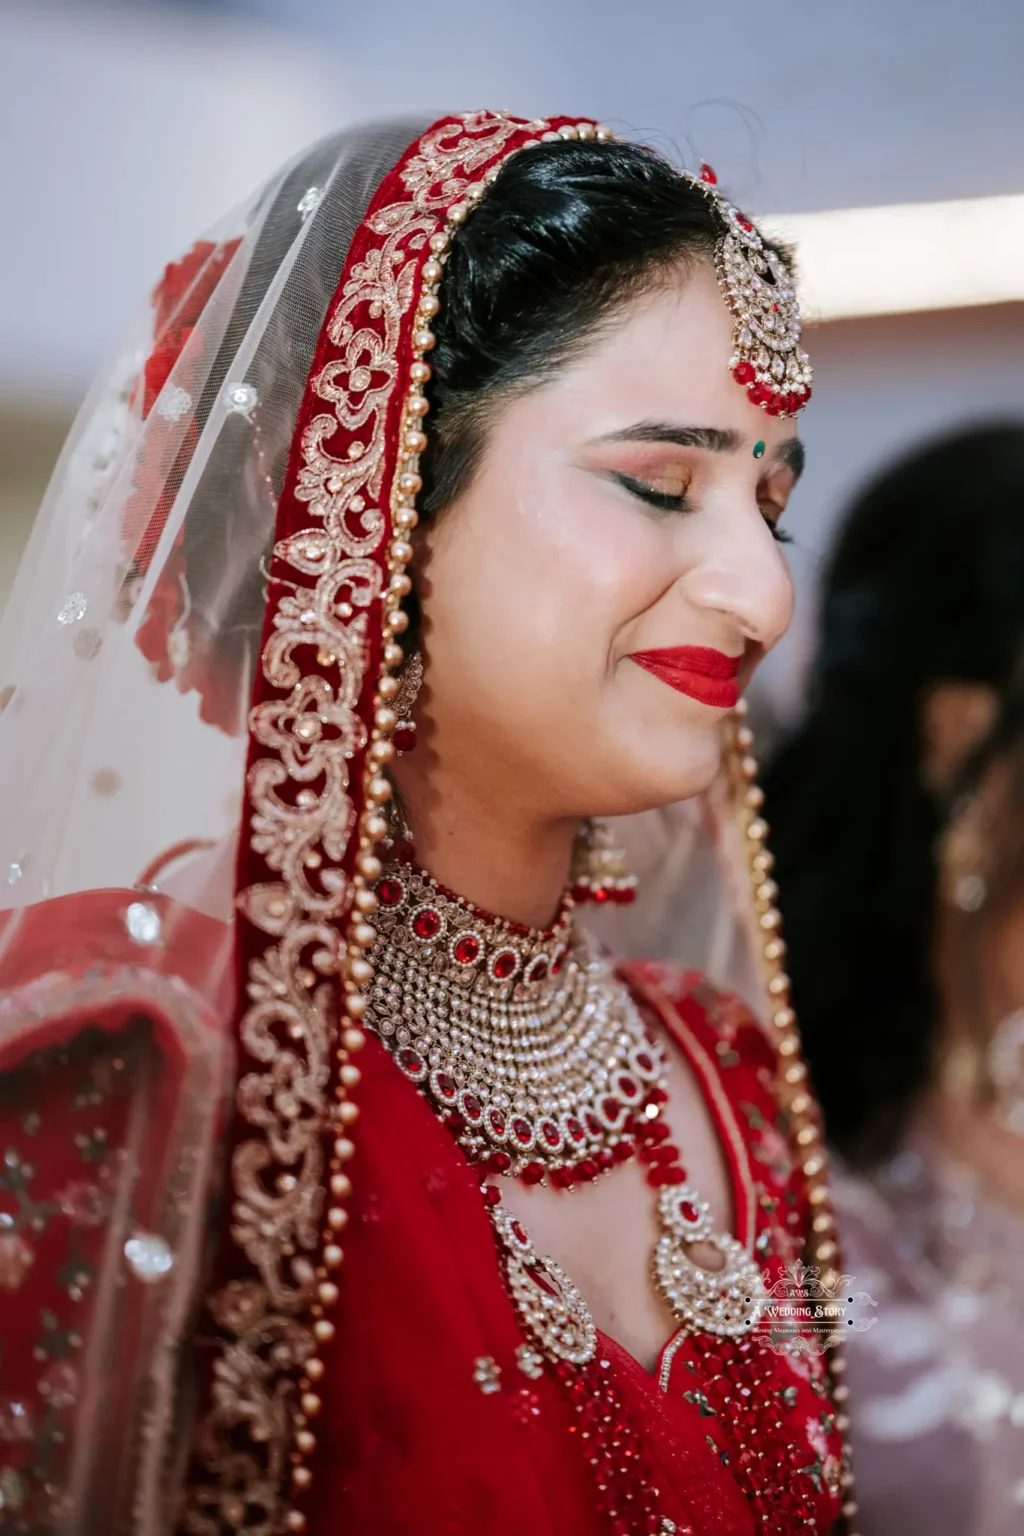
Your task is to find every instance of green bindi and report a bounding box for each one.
[753,440,766,460]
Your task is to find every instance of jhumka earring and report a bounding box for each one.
[569,819,637,906]
[392,651,423,755]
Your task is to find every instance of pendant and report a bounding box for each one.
[652,1185,767,1339]
[490,1205,597,1364]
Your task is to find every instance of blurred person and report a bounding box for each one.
[764,425,1024,1534]
[0,114,846,1535]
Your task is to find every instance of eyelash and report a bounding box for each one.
[615,473,792,544]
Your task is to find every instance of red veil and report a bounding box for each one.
[0,114,847,1534]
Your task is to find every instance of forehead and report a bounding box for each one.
[531,265,795,447]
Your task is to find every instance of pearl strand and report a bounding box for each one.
[729,703,859,1534]
[282,119,611,1523]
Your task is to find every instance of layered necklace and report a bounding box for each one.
[364,855,767,1342]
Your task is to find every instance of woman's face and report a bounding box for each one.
[417,263,801,822]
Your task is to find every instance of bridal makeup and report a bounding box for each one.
[627,646,742,709]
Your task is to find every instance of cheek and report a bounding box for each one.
[435,460,669,684]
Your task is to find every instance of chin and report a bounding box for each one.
[610,722,724,815]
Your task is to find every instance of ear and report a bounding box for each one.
[919,682,999,797]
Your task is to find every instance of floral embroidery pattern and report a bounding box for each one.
[0,1027,150,1527]
[186,113,572,1533]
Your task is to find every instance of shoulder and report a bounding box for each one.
[619,959,806,1211]
[618,958,777,1078]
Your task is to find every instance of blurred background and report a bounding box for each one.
[1,0,1023,727]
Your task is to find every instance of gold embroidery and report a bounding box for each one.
[184,112,589,1534]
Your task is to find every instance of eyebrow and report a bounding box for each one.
[594,420,806,482]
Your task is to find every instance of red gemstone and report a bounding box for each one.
[733,360,755,385]
[511,1116,534,1145]
[412,906,442,940]
[486,1150,511,1173]
[521,1161,545,1185]
[377,878,404,907]
[492,949,518,980]
[584,1111,603,1137]
[648,1086,669,1104]
[615,1074,639,1101]
[611,1137,634,1162]
[575,1158,597,1181]
[699,162,718,185]
[393,725,417,753]
[541,1120,561,1147]
[396,1046,424,1077]
[595,1149,614,1171]
[461,1091,483,1122]
[445,1110,466,1133]
[634,1051,654,1074]
[526,955,549,983]
[488,1109,506,1137]
[551,947,566,975]
[592,887,610,903]
[680,1199,702,1222]
[600,1095,622,1122]
[452,932,481,965]
[434,1071,457,1100]
[511,1219,529,1243]
[550,1166,573,1189]
[565,1116,586,1143]
[482,1184,500,1206]
[648,1143,680,1164]
[737,213,754,232]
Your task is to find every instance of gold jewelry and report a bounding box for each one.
[689,163,812,418]
[392,650,424,754]
[365,856,768,1342]
[568,818,637,905]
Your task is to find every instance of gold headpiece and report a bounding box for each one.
[691,163,812,419]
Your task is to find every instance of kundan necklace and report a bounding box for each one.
[364,855,767,1342]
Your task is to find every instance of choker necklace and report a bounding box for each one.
[365,857,666,1186]
[365,857,767,1342]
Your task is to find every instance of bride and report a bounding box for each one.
[0,112,848,1535]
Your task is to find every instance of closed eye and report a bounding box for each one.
[616,471,792,544]
[613,471,689,514]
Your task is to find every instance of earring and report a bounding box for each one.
[392,651,423,755]
[569,819,637,905]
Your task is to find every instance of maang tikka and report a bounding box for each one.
[691,162,812,419]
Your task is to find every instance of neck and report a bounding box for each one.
[389,757,577,930]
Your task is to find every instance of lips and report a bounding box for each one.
[628,646,743,709]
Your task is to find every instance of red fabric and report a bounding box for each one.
[310,964,843,1534]
[0,891,234,1527]
[128,236,243,734]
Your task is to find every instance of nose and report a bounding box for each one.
[678,515,794,650]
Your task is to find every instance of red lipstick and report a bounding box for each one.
[628,646,743,709]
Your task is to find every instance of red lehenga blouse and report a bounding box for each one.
[0,110,847,1534]
[317,961,843,1535]
[0,923,842,1534]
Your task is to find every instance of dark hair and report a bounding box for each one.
[419,140,742,517]
[763,423,1024,1164]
